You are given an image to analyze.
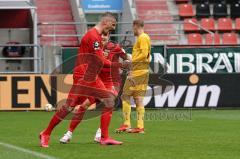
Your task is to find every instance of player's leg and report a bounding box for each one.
[127,96,145,134]
[94,84,120,143]
[127,74,149,133]
[127,82,148,133]
[99,83,122,145]
[115,94,132,133]
[116,80,132,133]
[39,79,81,147]
[60,98,91,144]
[39,99,75,147]
[100,97,122,145]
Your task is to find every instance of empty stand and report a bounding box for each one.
[205,33,221,45]
[179,4,195,18]
[192,0,205,4]
[200,18,215,31]
[235,18,240,31]
[196,3,210,18]
[175,0,190,4]
[213,3,228,17]
[187,33,203,45]
[222,33,238,44]
[209,0,225,4]
[36,0,78,46]
[183,18,200,32]
[174,0,240,45]
[226,0,239,4]
[136,0,179,44]
[230,3,240,18]
[217,18,233,32]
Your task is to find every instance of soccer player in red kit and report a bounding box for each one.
[39,12,129,147]
[59,32,131,143]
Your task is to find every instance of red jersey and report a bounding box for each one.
[99,42,127,86]
[73,28,117,82]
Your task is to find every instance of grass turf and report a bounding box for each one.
[0,109,240,159]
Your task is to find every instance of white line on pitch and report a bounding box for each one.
[0,142,58,159]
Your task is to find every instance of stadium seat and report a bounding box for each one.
[230,3,240,18]
[222,33,238,45]
[179,4,195,18]
[209,0,225,4]
[226,0,238,4]
[217,18,233,32]
[205,33,221,45]
[192,0,206,4]
[196,3,211,18]
[213,3,228,17]
[235,18,240,31]
[175,0,189,4]
[200,18,215,31]
[183,18,200,32]
[187,33,203,45]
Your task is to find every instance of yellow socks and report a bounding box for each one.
[136,106,145,129]
[122,100,131,127]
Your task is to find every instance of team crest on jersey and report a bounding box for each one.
[93,41,100,50]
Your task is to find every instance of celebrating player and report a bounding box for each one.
[116,20,151,133]
[59,32,131,144]
[39,12,130,147]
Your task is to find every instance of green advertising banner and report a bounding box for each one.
[61,46,165,74]
[166,46,240,73]
[62,46,240,74]
[62,48,78,74]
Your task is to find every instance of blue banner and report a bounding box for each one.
[81,0,123,12]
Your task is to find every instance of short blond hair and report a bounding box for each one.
[133,19,144,28]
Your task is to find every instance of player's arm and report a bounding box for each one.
[114,44,132,71]
[91,39,124,68]
[115,44,130,61]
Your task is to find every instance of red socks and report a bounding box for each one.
[43,105,70,135]
[100,107,113,139]
[68,107,86,132]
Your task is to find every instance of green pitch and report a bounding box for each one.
[0,109,240,159]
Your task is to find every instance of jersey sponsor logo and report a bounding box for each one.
[93,41,100,50]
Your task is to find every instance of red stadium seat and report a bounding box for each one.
[222,33,238,45]
[179,4,195,18]
[187,33,203,45]
[183,18,200,32]
[205,33,221,45]
[200,18,215,31]
[235,18,240,31]
[217,18,233,32]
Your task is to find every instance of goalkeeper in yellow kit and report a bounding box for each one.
[116,20,151,133]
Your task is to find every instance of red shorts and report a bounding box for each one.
[66,77,114,107]
[103,82,118,96]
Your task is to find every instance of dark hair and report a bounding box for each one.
[100,12,116,21]
[133,19,144,27]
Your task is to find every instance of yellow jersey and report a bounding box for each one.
[131,32,151,77]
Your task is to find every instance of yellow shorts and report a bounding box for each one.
[122,74,149,97]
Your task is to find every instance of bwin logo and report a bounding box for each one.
[141,74,221,108]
